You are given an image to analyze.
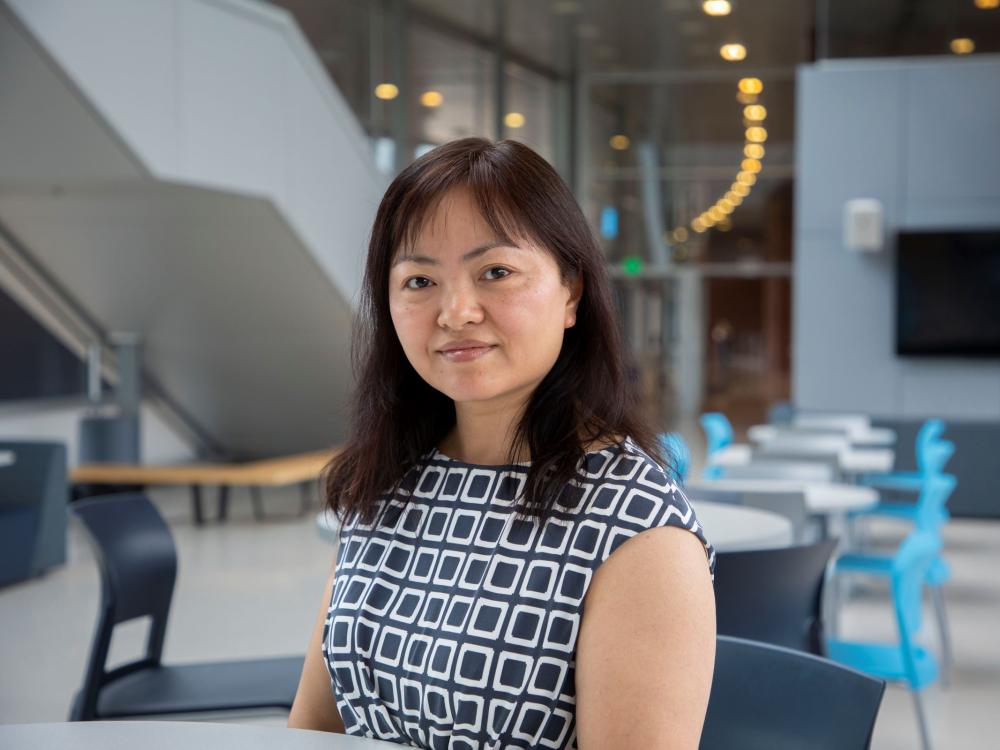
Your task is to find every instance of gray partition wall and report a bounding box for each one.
[794,56,1000,518]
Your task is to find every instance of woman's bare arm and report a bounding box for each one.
[574,526,716,749]
[288,565,347,733]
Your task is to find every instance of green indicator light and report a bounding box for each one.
[622,256,644,276]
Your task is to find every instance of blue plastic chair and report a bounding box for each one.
[700,412,734,455]
[699,413,734,479]
[859,418,952,496]
[658,432,690,484]
[827,529,942,750]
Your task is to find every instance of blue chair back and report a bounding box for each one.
[913,473,957,531]
[659,432,690,483]
[699,412,734,455]
[919,440,954,477]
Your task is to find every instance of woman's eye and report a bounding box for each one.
[404,276,433,290]
[484,266,511,281]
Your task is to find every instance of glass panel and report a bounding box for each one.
[503,62,556,162]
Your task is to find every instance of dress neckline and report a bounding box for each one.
[429,437,630,469]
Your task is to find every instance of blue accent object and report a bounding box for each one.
[599,205,619,239]
[700,412,734,455]
[699,413,734,479]
[859,418,952,494]
[658,432,690,483]
[827,529,943,750]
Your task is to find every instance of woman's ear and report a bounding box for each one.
[565,272,584,328]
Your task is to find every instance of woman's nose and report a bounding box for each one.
[437,283,485,330]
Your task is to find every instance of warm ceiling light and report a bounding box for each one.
[719,198,735,212]
[692,218,707,233]
[674,227,690,242]
[730,194,743,206]
[974,0,999,9]
[736,171,757,186]
[720,43,747,61]
[743,104,767,121]
[950,37,975,54]
[709,206,727,221]
[745,126,768,143]
[504,112,526,128]
[374,83,399,100]
[609,134,631,150]
[741,158,763,173]
[702,0,732,15]
[732,182,750,196]
[738,77,764,94]
[744,143,765,159]
[420,90,443,107]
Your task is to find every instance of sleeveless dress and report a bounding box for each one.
[323,437,714,749]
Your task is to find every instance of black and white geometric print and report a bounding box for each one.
[323,437,714,750]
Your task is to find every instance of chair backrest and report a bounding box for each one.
[723,460,835,483]
[738,489,811,543]
[713,539,837,654]
[915,418,946,460]
[701,635,885,750]
[0,441,68,582]
[912,473,957,531]
[919,439,954,477]
[699,413,734,455]
[71,493,177,720]
[659,432,690,483]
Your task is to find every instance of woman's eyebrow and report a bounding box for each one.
[392,241,518,267]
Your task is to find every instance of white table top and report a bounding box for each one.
[686,478,879,514]
[0,450,15,468]
[317,502,792,553]
[748,424,896,447]
[0,722,398,750]
[711,442,894,474]
[690,499,794,551]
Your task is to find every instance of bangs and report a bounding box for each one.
[388,145,550,261]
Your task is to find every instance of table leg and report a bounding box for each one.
[250,486,265,521]
[191,484,204,526]
[218,485,230,522]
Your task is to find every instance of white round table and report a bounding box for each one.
[0,722,399,749]
[685,478,878,515]
[316,503,793,553]
[710,443,894,475]
[685,500,793,551]
[748,424,896,447]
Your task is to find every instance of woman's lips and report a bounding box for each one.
[438,345,496,363]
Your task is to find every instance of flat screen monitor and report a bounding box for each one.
[896,229,1000,356]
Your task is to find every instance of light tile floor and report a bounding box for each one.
[0,484,997,748]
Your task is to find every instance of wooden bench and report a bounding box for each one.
[70,449,337,525]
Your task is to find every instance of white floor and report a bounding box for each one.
[1,484,997,749]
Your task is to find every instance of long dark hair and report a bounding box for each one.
[324,137,668,526]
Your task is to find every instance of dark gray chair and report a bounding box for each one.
[69,493,303,721]
[701,636,885,750]
[713,539,838,655]
[0,441,68,587]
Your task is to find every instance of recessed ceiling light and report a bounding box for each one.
[720,43,747,61]
[974,0,998,9]
[703,1,732,16]
[420,91,443,107]
[504,112,526,128]
[374,83,399,100]
[949,37,975,54]
[609,134,631,150]
[738,77,764,94]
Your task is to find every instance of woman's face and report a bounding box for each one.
[388,188,581,409]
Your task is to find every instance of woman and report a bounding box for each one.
[289,138,716,748]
